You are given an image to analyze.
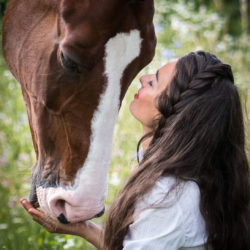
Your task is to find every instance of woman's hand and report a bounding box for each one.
[20,198,103,248]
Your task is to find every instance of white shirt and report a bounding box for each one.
[123,177,208,250]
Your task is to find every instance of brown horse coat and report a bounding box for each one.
[3,0,156,223]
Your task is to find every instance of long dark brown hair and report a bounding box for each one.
[103,51,250,250]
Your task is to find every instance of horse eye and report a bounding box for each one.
[61,52,81,74]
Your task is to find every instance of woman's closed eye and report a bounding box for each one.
[148,80,153,86]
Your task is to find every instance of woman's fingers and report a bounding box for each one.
[20,198,60,233]
[20,198,34,212]
[20,199,47,223]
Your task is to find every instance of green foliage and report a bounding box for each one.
[0,0,249,249]
[0,0,9,18]
[157,0,250,37]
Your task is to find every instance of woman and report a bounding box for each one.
[21,51,250,250]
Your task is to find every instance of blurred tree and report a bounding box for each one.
[0,0,9,18]
[240,0,248,43]
[157,0,249,37]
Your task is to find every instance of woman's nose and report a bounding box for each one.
[140,75,149,87]
[139,75,144,85]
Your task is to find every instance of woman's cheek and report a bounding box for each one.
[129,100,139,119]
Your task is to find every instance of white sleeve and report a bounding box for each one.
[123,178,208,250]
[123,203,185,250]
[123,180,186,250]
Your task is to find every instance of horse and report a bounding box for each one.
[2,0,156,224]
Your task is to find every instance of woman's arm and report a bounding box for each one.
[20,198,103,249]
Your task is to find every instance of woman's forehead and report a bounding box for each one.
[159,59,178,76]
[157,60,178,89]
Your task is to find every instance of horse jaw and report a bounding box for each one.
[37,30,142,223]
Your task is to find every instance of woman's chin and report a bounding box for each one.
[129,104,139,121]
[129,102,135,115]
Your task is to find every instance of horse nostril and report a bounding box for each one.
[54,199,69,223]
[57,213,69,224]
[94,207,105,218]
[55,199,65,208]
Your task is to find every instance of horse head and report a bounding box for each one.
[3,0,156,223]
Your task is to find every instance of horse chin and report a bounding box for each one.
[30,198,40,208]
[29,198,40,208]
[33,201,40,209]
[29,187,40,208]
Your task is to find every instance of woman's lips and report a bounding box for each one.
[134,93,139,99]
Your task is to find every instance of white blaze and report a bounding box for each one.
[37,30,142,222]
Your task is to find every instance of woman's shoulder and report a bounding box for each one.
[137,176,201,209]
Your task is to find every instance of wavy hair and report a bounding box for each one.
[103,51,250,250]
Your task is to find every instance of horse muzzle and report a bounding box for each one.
[36,182,107,223]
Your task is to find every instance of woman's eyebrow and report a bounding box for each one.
[156,70,159,81]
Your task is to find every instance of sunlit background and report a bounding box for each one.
[0,0,249,249]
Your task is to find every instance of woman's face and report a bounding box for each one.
[130,60,177,130]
